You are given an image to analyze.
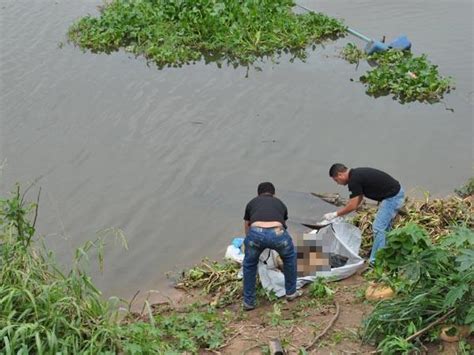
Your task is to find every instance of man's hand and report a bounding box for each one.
[323,211,338,221]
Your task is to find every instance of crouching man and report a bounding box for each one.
[242,182,300,310]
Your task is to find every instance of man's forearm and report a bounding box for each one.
[337,195,363,217]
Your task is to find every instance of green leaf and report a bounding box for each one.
[456,249,474,272]
[465,306,474,330]
[444,284,469,307]
[441,227,474,248]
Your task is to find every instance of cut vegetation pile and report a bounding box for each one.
[175,259,242,307]
[352,194,472,256]
[68,0,346,67]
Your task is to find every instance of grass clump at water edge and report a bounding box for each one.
[67,0,346,68]
[0,185,131,353]
[0,186,231,353]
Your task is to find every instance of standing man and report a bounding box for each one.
[323,164,405,266]
[242,182,300,310]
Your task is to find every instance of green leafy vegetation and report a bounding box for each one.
[3,184,471,353]
[362,224,474,352]
[68,0,346,68]
[0,187,231,353]
[0,186,124,353]
[176,259,242,307]
[377,336,420,354]
[122,306,230,353]
[308,277,334,301]
[176,258,281,307]
[340,42,365,64]
[352,195,472,257]
[266,303,285,326]
[342,43,453,103]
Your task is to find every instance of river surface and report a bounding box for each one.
[0,0,472,301]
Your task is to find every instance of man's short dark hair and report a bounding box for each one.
[257,182,275,195]
[329,163,348,177]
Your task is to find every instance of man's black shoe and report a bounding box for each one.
[242,302,255,311]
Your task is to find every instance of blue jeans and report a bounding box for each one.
[370,187,405,264]
[243,227,297,306]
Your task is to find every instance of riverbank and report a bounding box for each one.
[1,185,472,353]
[160,190,472,354]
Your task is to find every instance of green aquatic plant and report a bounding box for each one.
[362,50,453,103]
[341,42,365,64]
[68,0,346,68]
[341,44,453,103]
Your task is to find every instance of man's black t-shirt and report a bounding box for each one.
[244,195,288,228]
[348,167,401,201]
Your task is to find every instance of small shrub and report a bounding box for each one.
[309,277,334,301]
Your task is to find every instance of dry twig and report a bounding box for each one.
[305,301,340,350]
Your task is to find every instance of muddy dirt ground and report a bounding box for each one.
[146,268,468,354]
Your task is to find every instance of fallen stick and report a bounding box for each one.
[215,330,242,350]
[242,342,264,354]
[405,308,456,342]
[305,301,340,350]
[368,308,457,354]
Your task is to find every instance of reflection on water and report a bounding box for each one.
[0,0,472,300]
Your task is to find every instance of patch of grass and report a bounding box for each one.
[68,0,346,69]
[354,286,367,303]
[267,303,284,326]
[377,335,420,354]
[1,186,232,353]
[291,298,320,318]
[265,303,295,327]
[0,186,125,353]
[122,306,230,352]
[308,277,334,302]
[458,339,473,355]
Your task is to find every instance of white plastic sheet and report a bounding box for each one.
[224,221,365,297]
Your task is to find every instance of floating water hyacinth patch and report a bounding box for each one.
[341,43,453,103]
[68,0,346,68]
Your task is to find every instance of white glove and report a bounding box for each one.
[323,211,338,221]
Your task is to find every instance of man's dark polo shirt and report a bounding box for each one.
[244,195,288,228]
[348,167,401,202]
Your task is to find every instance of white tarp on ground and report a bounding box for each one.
[224,221,365,297]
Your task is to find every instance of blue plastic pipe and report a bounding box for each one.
[346,27,372,43]
[295,3,410,54]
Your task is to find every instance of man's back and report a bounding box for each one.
[348,167,400,201]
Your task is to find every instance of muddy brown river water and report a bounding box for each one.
[0,0,472,301]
